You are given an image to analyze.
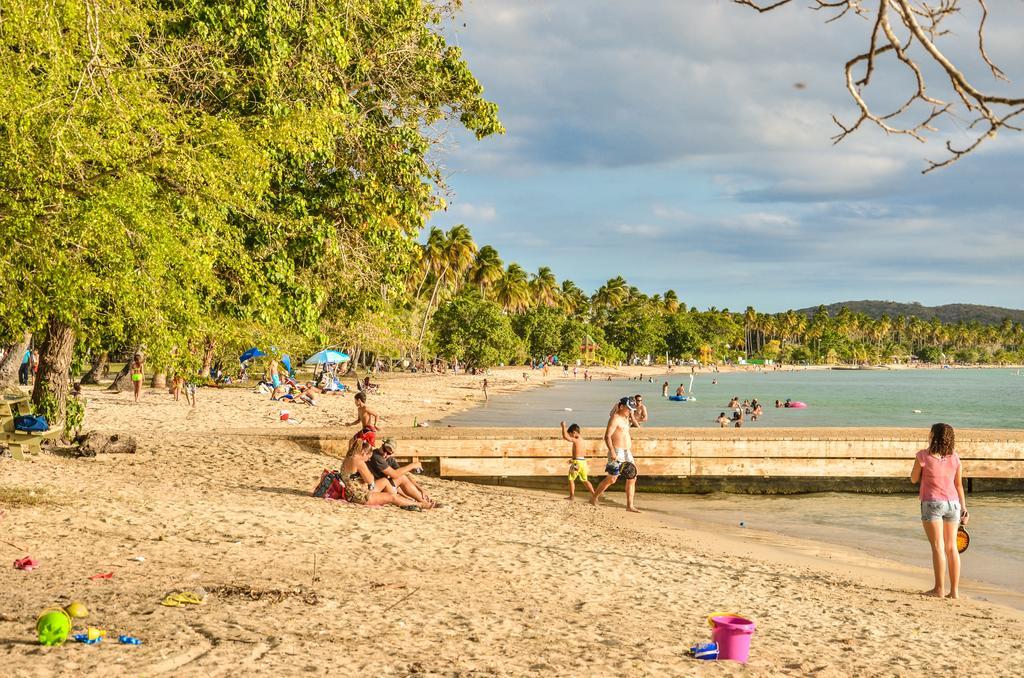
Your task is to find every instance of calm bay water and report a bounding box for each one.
[444,368,1024,429]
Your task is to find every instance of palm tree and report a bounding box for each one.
[529,267,560,308]
[743,306,757,358]
[469,245,504,296]
[493,264,531,313]
[663,289,680,314]
[416,225,478,353]
[415,227,447,299]
[593,276,628,309]
[559,280,589,316]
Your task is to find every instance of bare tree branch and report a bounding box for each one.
[735,0,1024,172]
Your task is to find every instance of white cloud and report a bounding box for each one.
[449,202,498,222]
[612,223,665,237]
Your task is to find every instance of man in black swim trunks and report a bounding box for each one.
[366,439,436,507]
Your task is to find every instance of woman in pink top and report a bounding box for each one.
[910,423,969,599]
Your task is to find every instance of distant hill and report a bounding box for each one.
[796,301,1024,326]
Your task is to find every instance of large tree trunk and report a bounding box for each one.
[31,319,76,424]
[108,362,132,392]
[80,350,109,385]
[199,336,215,377]
[151,370,167,389]
[0,331,31,390]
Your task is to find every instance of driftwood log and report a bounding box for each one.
[74,431,138,457]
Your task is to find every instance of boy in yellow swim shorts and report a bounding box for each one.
[561,421,596,501]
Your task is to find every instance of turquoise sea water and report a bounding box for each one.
[444,368,1024,429]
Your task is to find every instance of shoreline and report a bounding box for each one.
[634,492,1024,613]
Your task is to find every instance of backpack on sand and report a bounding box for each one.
[312,469,346,501]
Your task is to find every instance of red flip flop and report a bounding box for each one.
[13,556,39,571]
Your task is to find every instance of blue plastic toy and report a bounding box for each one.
[119,635,143,645]
[72,634,102,645]
[689,642,719,660]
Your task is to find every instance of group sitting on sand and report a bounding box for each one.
[314,391,440,511]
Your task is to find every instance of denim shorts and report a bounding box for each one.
[920,500,961,522]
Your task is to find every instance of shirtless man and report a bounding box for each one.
[633,394,648,426]
[591,397,640,512]
[675,383,686,397]
[346,392,381,441]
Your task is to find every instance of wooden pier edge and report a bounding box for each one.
[295,427,1024,481]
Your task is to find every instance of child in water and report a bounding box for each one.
[561,421,596,501]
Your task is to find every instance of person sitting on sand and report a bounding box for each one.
[341,439,425,510]
[911,423,968,599]
[716,412,730,428]
[728,396,740,409]
[367,439,437,508]
[590,397,640,513]
[561,421,596,501]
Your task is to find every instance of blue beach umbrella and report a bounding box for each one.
[239,347,266,363]
[281,354,294,376]
[304,349,350,366]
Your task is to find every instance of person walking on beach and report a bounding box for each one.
[130,354,144,403]
[482,378,488,401]
[346,391,380,442]
[561,421,596,501]
[911,423,968,599]
[591,397,640,513]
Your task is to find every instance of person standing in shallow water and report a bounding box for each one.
[911,423,968,599]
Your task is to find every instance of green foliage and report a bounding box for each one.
[431,292,524,368]
[64,395,86,438]
[1,0,503,407]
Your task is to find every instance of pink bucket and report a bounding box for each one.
[708,614,756,662]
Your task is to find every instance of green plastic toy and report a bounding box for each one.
[36,607,72,646]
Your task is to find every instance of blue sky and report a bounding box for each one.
[428,1,1024,312]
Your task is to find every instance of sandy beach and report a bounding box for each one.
[2,371,1024,676]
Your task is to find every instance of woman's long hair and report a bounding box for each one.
[346,437,368,459]
[927,423,955,457]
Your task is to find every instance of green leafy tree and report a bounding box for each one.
[431,292,524,368]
